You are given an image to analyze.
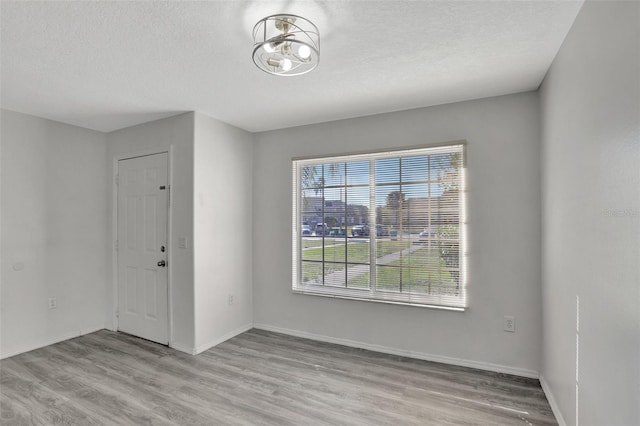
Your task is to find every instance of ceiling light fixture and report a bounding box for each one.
[252,14,319,76]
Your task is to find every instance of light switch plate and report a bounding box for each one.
[178,237,187,249]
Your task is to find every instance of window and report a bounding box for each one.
[292,142,467,309]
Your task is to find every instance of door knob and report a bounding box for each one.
[157,260,166,267]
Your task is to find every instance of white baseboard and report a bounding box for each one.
[0,325,105,359]
[170,342,197,355]
[193,323,254,355]
[253,323,539,379]
[539,374,567,426]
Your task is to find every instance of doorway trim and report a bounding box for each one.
[110,146,174,346]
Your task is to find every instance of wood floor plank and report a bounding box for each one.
[0,369,102,426]
[1,394,49,426]
[0,329,557,425]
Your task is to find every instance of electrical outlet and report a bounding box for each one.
[228,295,234,306]
[503,315,515,332]
[48,297,57,310]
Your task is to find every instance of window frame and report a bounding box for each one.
[292,141,467,310]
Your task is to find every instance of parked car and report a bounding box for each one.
[329,227,347,237]
[315,223,329,236]
[351,224,390,237]
[419,226,437,242]
[389,229,398,240]
[301,225,312,236]
[351,224,370,237]
[376,224,389,237]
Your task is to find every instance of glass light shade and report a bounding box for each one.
[298,44,311,59]
[252,14,320,76]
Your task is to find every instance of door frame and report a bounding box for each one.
[111,147,174,345]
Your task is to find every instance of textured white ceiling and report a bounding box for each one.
[1,1,583,133]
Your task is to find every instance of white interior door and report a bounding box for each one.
[117,153,169,344]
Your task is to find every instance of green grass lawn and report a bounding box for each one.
[302,238,420,262]
[301,238,325,249]
[302,239,370,263]
[301,238,458,294]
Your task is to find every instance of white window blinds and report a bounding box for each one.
[292,143,466,309]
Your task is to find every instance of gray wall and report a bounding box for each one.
[1,109,108,358]
[193,112,254,352]
[540,1,640,425]
[253,92,542,376]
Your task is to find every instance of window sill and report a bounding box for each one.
[292,287,466,311]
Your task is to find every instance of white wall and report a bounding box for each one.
[1,110,108,358]
[253,92,542,375]
[540,1,640,425]
[193,112,253,353]
[106,113,196,352]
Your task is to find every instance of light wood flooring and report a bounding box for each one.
[1,329,557,425]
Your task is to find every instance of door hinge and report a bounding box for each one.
[115,308,119,318]
[115,174,119,186]
[115,239,119,251]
